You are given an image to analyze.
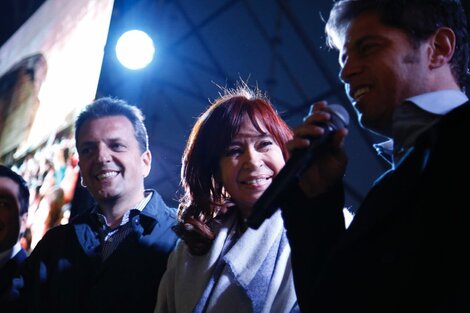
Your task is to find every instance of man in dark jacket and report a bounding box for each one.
[22,97,179,313]
[0,165,29,311]
[280,0,470,312]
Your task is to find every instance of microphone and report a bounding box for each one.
[247,104,350,229]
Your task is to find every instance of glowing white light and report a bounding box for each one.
[115,30,155,70]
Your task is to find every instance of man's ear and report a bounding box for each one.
[78,165,87,188]
[141,150,152,178]
[429,27,456,69]
[19,213,28,235]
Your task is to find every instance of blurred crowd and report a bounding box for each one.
[11,137,79,253]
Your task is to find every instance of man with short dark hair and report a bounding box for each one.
[22,97,179,313]
[281,0,470,311]
[0,164,29,311]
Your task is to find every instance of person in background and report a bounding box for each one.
[21,97,179,313]
[155,83,299,313]
[0,165,29,311]
[280,0,470,312]
[28,185,64,250]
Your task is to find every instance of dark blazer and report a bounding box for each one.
[0,248,27,312]
[281,103,470,312]
[21,190,179,313]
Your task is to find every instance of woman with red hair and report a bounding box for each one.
[155,83,299,313]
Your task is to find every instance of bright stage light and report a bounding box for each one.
[115,30,155,70]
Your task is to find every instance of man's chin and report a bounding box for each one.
[94,190,120,202]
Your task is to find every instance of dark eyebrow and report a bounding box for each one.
[107,138,126,143]
[77,140,97,149]
[341,35,385,64]
[354,35,385,46]
[78,137,125,146]
[0,194,16,202]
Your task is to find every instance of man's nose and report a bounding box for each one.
[339,55,361,84]
[97,145,112,162]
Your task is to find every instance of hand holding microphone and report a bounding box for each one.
[247,102,349,229]
[294,102,349,198]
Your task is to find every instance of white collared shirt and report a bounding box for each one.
[374,89,468,166]
[407,89,468,114]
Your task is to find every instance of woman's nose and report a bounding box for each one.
[242,150,263,169]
